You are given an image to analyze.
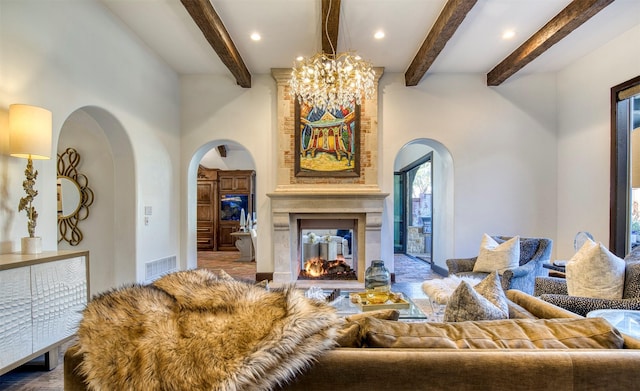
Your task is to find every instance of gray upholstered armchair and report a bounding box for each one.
[534,247,640,316]
[446,236,553,295]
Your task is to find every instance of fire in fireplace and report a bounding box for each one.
[300,256,356,280]
[299,221,356,281]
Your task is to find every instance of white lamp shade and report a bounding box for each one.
[9,104,52,160]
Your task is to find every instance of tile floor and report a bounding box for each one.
[0,252,438,390]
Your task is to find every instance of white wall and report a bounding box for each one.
[379,72,558,271]
[200,144,255,171]
[180,71,559,275]
[0,0,181,291]
[394,143,433,171]
[180,74,275,272]
[557,24,640,259]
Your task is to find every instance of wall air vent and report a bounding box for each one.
[145,256,177,283]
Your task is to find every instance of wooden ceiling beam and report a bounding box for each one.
[405,0,478,87]
[217,145,227,158]
[321,0,341,54]
[487,0,614,86]
[181,0,251,88]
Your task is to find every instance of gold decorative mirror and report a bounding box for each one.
[57,148,94,245]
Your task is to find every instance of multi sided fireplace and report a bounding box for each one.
[298,219,357,281]
[268,190,388,287]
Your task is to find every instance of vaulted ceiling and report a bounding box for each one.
[101,0,639,87]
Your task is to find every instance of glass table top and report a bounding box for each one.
[328,291,428,320]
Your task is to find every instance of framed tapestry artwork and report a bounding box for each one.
[294,99,360,177]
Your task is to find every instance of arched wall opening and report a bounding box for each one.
[393,138,454,275]
[186,140,257,270]
[56,106,136,294]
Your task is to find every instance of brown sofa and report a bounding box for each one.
[65,290,640,391]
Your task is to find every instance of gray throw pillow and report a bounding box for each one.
[444,271,509,322]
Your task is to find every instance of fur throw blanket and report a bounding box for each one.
[422,275,482,305]
[76,269,341,391]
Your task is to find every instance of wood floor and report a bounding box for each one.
[197,250,257,281]
[197,250,439,284]
[0,252,436,390]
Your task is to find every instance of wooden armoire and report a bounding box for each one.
[197,166,218,251]
[197,166,255,251]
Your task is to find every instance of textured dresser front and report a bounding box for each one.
[31,257,87,352]
[0,266,33,369]
[0,251,88,375]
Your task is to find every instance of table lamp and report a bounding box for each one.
[9,104,52,254]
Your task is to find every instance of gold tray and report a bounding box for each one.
[350,292,410,311]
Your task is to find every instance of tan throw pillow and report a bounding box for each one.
[344,309,400,323]
[444,271,509,322]
[334,322,361,348]
[473,234,520,274]
[566,240,625,299]
[336,309,401,348]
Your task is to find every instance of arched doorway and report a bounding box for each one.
[57,106,135,294]
[188,140,257,279]
[394,139,454,276]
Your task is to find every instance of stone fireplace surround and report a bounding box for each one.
[268,190,388,288]
[269,68,386,288]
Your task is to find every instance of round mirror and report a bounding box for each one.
[57,176,81,219]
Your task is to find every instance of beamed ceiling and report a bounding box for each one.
[101,0,639,88]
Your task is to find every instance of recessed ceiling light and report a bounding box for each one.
[502,30,516,40]
[374,30,385,39]
[250,32,261,41]
[296,56,304,61]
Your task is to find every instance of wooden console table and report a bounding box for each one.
[231,231,254,261]
[0,250,89,375]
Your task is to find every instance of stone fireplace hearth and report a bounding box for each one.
[268,190,387,288]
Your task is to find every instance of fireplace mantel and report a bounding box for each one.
[269,189,388,209]
[268,190,388,287]
[269,184,385,196]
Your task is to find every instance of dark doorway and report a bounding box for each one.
[610,75,640,257]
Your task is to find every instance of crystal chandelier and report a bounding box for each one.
[290,51,375,111]
[289,0,375,112]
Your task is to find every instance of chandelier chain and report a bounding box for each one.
[289,0,375,112]
[326,0,335,56]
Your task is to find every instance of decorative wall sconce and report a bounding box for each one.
[57,147,94,246]
[9,104,52,254]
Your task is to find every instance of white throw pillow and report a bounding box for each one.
[566,240,625,299]
[473,234,520,275]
